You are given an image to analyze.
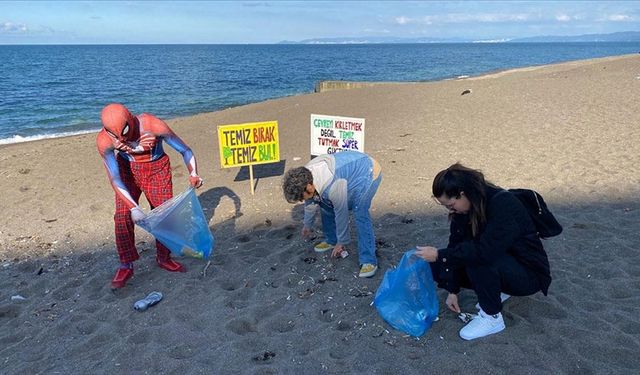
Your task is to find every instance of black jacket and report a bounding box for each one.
[437,186,552,295]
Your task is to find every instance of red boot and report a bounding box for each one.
[157,257,186,272]
[111,265,134,289]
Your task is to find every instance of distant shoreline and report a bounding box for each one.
[2,35,640,46]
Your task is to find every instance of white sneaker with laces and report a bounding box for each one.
[459,309,505,340]
[475,293,511,310]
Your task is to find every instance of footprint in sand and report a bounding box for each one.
[336,320,352,331]
[211,253,228,266]
[266,319,296,333]
[0,304,22,320]
[227,318,257,335]
[264,226,295,239]
[236,235,251,243]
[219,279,242,291]
[318,309,335,323]
[225,299,249,310]
[128,330,152,345]
[250,300,285,320]
[75,320,99,335]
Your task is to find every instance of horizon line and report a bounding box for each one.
[3,40,640,47]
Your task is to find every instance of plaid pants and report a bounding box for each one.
[114,154,173,264]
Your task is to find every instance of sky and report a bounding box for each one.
[1,1,639,44]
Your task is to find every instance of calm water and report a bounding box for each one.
[1,43,639,144]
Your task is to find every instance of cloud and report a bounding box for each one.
[438,13,530,23]
[394,16,411,25]
[0,22,58,38]
[393,13,531,26]
[242,2,271,7]
[555,14,571,22]
[365,28,390,34]
[0,22,28,33]
[603,14,633,22]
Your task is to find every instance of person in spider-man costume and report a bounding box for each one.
[97,103,203,289]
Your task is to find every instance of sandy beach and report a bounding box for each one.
[1,54,639,374]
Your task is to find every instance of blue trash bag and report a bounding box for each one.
[137,187,214,259]
[373,249,439,337]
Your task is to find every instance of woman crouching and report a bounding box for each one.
[415,163,551,340]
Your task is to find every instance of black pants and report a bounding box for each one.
[430,255,543,315]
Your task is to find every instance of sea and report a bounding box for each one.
[1,42,639,144]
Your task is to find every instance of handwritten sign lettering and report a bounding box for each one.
[218,121,280,168]
[310,114,365,156]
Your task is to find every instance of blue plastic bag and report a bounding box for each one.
[137,187,214,259]
[373,249,439,337]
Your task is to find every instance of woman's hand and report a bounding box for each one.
[415,246,438,262]
[445,293,461,313]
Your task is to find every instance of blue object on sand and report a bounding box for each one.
[373,249,439,337]
[137,187,214,259]
[133,291,163,311]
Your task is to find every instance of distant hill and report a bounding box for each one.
[278,36,469,44]
[279,31,640,44]
[508,31,640,43]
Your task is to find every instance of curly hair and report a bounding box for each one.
[282,166,313,203]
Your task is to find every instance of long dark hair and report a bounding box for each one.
[432,163,497,237]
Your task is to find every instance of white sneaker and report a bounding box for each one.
[475,293,511,310]
[459,309,505,340]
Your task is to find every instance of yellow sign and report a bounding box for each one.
[217,121,280,168]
